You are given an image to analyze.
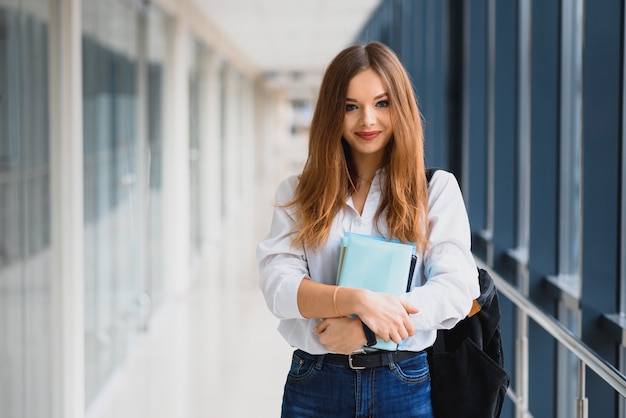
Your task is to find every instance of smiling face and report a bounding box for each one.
[342,68,393,169]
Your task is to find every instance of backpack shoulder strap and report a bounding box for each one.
[425,168,438,184]
[426,167,441,183]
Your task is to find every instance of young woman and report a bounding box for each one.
[257,42,479,418]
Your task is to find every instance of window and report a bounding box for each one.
[0,2,52,417]
[144,4,167,319]
[555,2,583,415]
[82,0,142,406]
[188,39,205,260]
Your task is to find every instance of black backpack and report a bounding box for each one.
[426,168,510,418]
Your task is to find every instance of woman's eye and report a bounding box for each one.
[345,104,357,112]
[376,100,389,108]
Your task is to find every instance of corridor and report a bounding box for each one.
[87,256,293,418]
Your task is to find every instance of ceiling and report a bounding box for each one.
[195,0,382,101]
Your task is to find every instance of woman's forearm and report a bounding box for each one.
[297,277,363,319]
[297,276,418,343]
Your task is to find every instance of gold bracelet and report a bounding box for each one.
[333,286,341,317]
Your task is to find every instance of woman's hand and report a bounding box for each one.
[297,280,418,345]
[353,290,418,344]
[315,317,366,354]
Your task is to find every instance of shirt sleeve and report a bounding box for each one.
[256,176,308,320]
[403,170,481,331]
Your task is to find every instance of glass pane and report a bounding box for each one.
[556,1,583,416]
[0,2,52,417]
[559,0,583,278]
[189,40,204,260]
[145,5,166,316]
[82,0,141,407]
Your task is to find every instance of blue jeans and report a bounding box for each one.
[281,350,434,418]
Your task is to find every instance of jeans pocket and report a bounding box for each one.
[391,352,430,384]
[286,351,318,383]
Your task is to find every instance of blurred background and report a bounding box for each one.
[2,0,626,417]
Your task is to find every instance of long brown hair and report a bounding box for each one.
[287,42,429,252]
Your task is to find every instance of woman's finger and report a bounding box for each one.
[314,320,329,334]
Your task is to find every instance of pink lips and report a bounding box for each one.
[355,131,381,141]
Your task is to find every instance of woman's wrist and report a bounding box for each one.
[332,286,342,316]
[335,286,366,317]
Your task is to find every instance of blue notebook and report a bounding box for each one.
[336,233,417,350]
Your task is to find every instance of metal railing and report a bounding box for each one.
[474,259,626,417]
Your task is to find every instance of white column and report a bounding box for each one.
[162,16,190,294]
[49,0,84,417]
[222,66,243,289]
[239,77,257,283]
[254,88,279,242]
[201,51,223,262]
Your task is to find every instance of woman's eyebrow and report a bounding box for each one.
[345,93,389,102]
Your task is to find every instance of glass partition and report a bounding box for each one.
[145,5,166,320]
[0,1,52,417]
[82,0,142,407]
[189,39,205,261]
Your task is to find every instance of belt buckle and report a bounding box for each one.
[348,354,365,370]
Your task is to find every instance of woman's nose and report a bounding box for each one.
[361,107,375,125]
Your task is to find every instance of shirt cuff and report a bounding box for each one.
[274,274,307,319]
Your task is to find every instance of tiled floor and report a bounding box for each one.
[86,269,293,418]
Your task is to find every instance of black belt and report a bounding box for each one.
[321,350,422,370]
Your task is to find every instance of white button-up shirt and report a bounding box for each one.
[257,170,480,354]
